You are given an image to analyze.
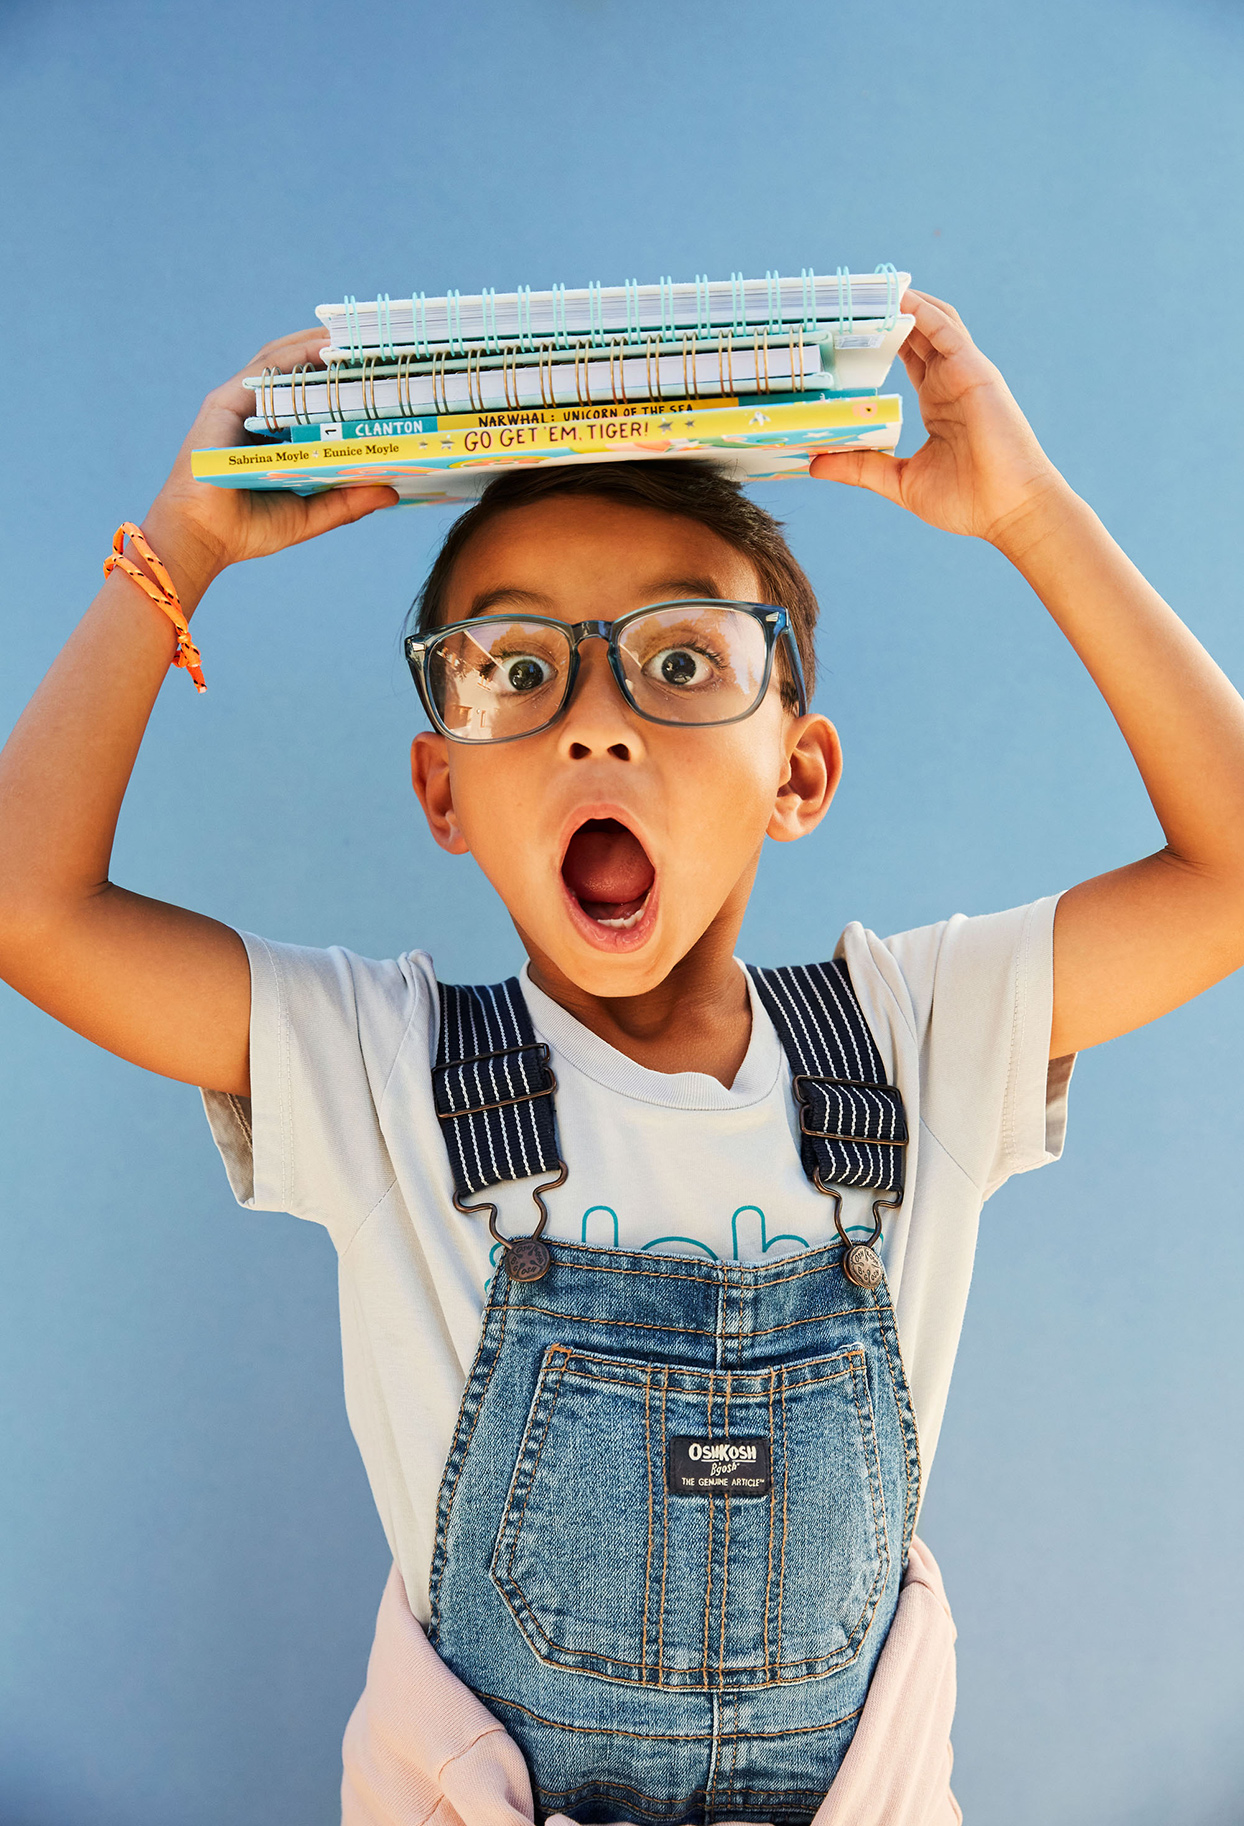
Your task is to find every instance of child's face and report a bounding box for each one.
[411,495,840,997]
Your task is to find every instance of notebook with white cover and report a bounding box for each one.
[316,268,911,358]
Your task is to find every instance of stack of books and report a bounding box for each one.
[191,267,913,506]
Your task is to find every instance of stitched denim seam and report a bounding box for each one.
[658,1367,670,1680]
[515,1308,717,1338]
[764,1367,777,1682]
[702,1380,713,1687]
[479,1686,863,1742]
[431,1285,511,1631]
[547,1355,854,1395]
[870,1296,922,1554]
[502,1345,573,1589]
[428,1279,510,1634]
[776,1371,788,1671]
[642,1365,654,1681]
[846,1350,890,1604]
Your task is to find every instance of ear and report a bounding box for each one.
[411,731,470,855]
[767,713,842,843]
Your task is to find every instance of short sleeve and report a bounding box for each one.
[200,932,436,1250]
[842,893,1073,1203]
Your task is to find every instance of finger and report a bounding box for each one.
[193,331,332,437]
[904,289,967,330]
[904,293,974,360]
[809,449,907,506]
[897,341,927,390]
[289,484,399,545]
[239,327,331,381]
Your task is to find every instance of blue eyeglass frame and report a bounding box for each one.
[404,599,807,744]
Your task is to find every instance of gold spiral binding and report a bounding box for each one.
[328,361,343,423]
[466,346,484,411]
[501,343,519,409]
[259,367,280,434]
[288,363,308,426]
[432,348,449,415]
[361,354,379,420]
[538,344,555,408]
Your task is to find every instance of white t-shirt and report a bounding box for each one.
[203,896,1073,1626]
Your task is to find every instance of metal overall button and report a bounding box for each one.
[506,1235,552,1282]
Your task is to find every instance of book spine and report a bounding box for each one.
[278,391,854,444]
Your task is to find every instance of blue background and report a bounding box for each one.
[2,2,1243,1820]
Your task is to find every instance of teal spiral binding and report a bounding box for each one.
[695,273,711,339]
[765,269,781,333]
[835,265,854,333]
[730,271,746,336]
[411,291,429,359]
[516,284,533,352]
[624,278,641,344]
[551,283,568,349]
[445,289,463,356]
[481,286,498,353]
[658,275,675,338]
[375,293,394,360]
[588,280,605,347]
[874,262,900,332]
[343,294,361,363]
[800,267,817,333]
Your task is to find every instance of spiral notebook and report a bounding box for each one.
[316,269,911,359]
[194,264,912,506]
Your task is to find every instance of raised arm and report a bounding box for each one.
[0,331,396,1095]
[812,293,1244,1059]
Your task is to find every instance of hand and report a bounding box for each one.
[142,328,398,596]
[810,291,1070,551]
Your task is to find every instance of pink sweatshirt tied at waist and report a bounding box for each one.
[341,1534,961,1826]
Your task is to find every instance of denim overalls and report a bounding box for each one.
[425,963,921,1826]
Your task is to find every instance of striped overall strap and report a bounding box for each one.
[747,958,908,1201]
[432,978,562,1201]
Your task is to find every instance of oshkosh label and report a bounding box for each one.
[667,1437,772,1498]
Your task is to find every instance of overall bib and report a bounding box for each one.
[425,963,921,1826]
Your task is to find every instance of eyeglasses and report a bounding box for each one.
[405,599,807,745]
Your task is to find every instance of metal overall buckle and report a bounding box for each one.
[815,1178,900,1290]
[453,1166,567,1282]
[446,1039,566,1282]
[791,1071,906,1289]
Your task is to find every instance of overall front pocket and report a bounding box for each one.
[490,1343,890,1690]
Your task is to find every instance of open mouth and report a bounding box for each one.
[561,818,656,931]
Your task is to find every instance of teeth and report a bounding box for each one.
[593,893,650,931]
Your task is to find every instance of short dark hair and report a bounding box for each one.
[409,461,819,710]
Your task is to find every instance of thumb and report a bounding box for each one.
[809,449,906,506]
[292,484,400,545]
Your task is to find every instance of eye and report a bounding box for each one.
[644,645,715,689]
[496,653,555,694]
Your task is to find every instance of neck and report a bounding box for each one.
[521,888,755,1088]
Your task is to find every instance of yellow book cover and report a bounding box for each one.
[193,395,902,506]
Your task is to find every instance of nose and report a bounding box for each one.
[558,635,642,763]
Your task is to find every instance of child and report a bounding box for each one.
[3,291,1244,1826]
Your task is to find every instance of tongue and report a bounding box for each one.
[563,820,655,920]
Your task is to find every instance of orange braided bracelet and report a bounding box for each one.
[104,523,206,692]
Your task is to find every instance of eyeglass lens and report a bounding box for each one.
[426,604,770,742]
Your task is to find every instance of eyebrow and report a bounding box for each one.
[462,577,731,620]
